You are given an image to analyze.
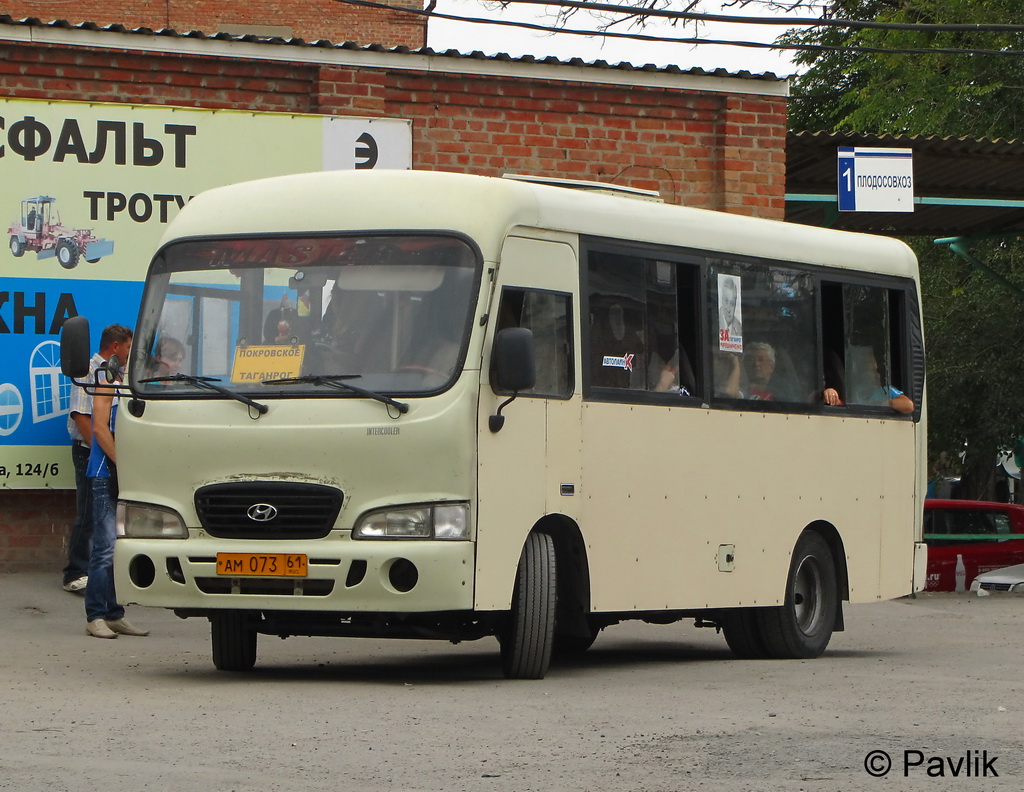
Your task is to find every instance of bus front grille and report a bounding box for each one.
[195,482,343,539]
[195,577,336,596]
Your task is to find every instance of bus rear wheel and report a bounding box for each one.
[758,531,837,659]
[721,608,770,659]
[211,611,258,671]
[500,531,557,679]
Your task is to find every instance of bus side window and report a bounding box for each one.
[588,251,648,391]
[825,282,912,411]
[647,260,699,397]
[820,280,917,414]
[585,247,701,399]
[709,261,817,404]
[493,288,573,398]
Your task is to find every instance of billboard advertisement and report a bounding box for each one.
[0,98,412,488]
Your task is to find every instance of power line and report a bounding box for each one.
[500,0,1024,34]
[333,0,1024,57]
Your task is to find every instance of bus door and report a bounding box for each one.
[475,234,581,610]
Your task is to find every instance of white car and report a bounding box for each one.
[970,563,1024,593]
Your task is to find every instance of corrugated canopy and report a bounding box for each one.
[786,131,1024,237]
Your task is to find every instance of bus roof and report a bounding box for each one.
[161,170,918,280]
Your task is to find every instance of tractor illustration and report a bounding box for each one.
[8,196,115,269]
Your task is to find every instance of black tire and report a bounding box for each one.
[721,608,770,659]
[501,532,557,679]
[211,611,257,671]
[9,236,25,257]
[56,238,80,269]
[553,619,601,657]
[758,531,838,659]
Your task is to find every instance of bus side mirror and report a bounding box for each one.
[489,327,536,433]
[493,327,536,392]
[60,316,91,379]
[102,354,122,384]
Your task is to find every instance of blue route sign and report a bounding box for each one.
[838,147,915,213]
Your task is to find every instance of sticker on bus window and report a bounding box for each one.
[718,274,743,353]
[602,353,635,372]
[231,345,306,383]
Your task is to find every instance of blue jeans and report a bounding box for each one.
[85,477,124,623]
[62,443,93,584]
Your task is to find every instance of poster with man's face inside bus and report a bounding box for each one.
[718,273,743,353]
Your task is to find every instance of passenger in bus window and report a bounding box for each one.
[822,349,846,406]
[823,386,843,406]
[317,287,388,373]
[146,336,186,378]
[403,296,462,378]
[592,302,647,389]
[884,385,914,414]
[263,293,300,345]
[744,342,777,401]
[649,351,681,393]
[846,347,915,414]
[713,351,743,398]
[647,311,687,394]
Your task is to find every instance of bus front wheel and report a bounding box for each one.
[759,531,837,659]
[211,611,258,671]
[500,531,557,679]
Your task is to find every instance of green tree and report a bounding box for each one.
[780,0,1024,137]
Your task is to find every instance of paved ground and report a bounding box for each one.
[1,571,1021,791]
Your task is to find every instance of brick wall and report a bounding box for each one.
[0,490,75,573]
[1,43,321,112]
[0,34,787,570]
[375,72,786,215]
[0,43,787,214]
[2,0,428,48]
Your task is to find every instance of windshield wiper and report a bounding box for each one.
[262,374,409,414]
[139,373,269,415]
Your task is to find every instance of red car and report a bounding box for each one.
[924,499,1024,591]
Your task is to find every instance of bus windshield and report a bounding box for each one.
[131,234,480,397]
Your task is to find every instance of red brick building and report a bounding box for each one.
[2,0,428,47]
[0,15,789,570]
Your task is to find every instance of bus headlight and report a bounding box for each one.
[117,502,188,539]
[353,503,470,540]
[433,504,469,539]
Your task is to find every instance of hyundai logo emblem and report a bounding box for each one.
[247,503,278,522]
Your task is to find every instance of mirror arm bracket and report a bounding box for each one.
[488,392,519,433]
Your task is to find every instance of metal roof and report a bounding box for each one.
[0,14,786,86]
[786,131,1024,237]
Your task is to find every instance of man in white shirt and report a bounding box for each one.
[62,324,133,593]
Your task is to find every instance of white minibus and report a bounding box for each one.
[63,170,928,678]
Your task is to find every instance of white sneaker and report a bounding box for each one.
[63,576,88,593]
[86,619,117,639]
[105,618,150,637]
